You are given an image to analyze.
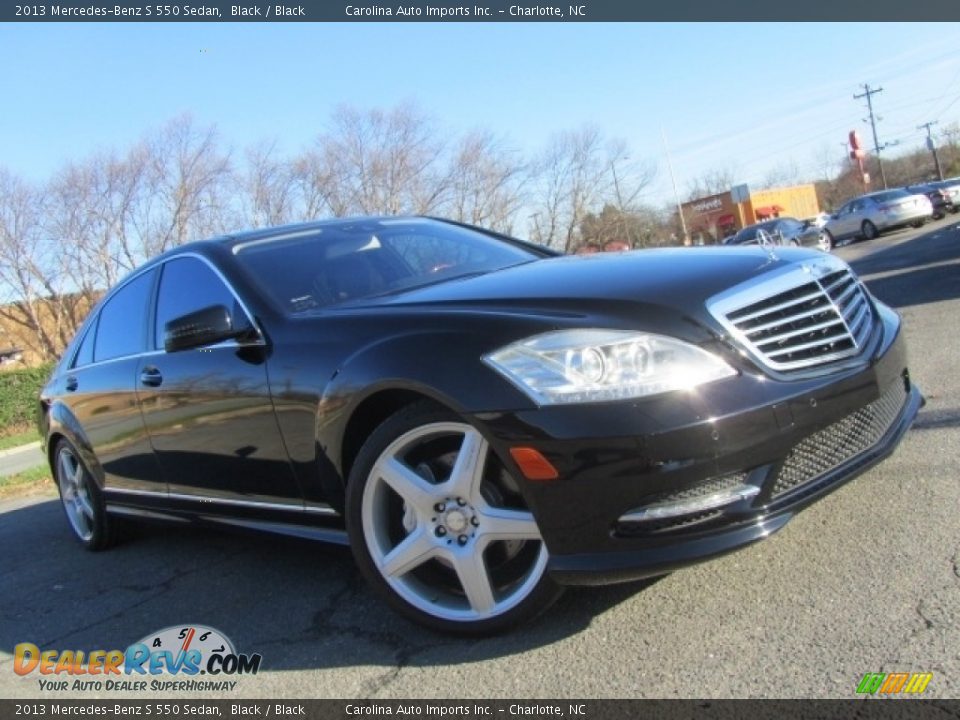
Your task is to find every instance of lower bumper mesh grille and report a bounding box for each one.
[771,380,908,498]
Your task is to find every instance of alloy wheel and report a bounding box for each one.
[359,421,549,623]
[57,445,95,542]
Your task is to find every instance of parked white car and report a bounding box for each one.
[823,189,933,246]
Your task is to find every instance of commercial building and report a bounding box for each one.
[682,183,821,244]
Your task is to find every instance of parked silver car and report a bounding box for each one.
[932,178,960,212]
[823,189,933,246]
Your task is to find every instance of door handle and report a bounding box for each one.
[139,367,163,387]
[65,376,78,392]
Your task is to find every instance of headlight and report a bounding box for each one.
[483,329,736,405]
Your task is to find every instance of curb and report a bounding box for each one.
[0,441,41,458]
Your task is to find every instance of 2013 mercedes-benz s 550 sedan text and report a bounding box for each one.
[39,217,922,634]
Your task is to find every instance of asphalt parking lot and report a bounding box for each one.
[2,217,958,700]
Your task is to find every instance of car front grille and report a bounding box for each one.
[709,260,875,372]
[771,379,908,498]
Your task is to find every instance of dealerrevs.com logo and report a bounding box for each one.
[13,625,262,692]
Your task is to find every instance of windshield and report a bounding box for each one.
[231,219,541,313]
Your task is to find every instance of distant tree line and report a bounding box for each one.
[4,104,959,365]
[0,105,665,363]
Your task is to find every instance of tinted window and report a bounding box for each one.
[72,320,97,368]
[155,257,251,349]
[94,270,156,362]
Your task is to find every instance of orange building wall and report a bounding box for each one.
[745,184,821,223]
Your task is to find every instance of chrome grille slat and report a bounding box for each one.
[708,259,876,372]
[821,274,850,293]
[832,281,858,307]
[743,305,836,335]
[753,318,846,347]
[765,332,852,357]
[847,303,869,337]
[727,289,825,324]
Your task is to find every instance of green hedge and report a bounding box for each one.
[0,364,54,434]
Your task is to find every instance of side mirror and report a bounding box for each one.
[164,304,240,352]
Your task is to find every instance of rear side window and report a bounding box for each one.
[72,320,97,369]
[94,270,156,362]
[154,257,251,349]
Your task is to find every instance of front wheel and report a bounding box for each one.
[54,439,117,551]
[818,231,834,252]
[861,220,879,240]
[345,402,562,634]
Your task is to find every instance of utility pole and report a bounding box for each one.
[661,126,689,245]
[854,83,888,189]
[917,121,944,181]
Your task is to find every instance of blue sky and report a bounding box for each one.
[2,22,960,207]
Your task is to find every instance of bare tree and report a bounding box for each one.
[685,166,737,201]
[316,103,448,216]
[445,130,525,232]
[0,169,68,360]
[762,159,801,188]
[529,127,655,252]
[140,115,232,256]
[240,140,300,228]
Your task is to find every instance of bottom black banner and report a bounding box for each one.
[3,700,960,720]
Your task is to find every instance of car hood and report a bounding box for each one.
[358,246,807,315]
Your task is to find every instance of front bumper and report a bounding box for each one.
[474,304,921,585]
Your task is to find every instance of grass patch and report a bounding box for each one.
[0,465,54,499]
[0,429,39,452]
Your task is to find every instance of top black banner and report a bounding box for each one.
[5,0,960,21]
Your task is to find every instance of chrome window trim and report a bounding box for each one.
[68,251,264,373]
[103,486,339,516]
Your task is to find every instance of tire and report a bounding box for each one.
[818,231,834,252]
[910,218,927,228]
[53,438,117,551]
[345,401,562,635]
[861,220,879,240]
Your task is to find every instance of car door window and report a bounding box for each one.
[154,257,253,349]
[93,270,156,363]
[71,319,98,369]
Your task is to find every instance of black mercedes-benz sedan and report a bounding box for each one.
[39,217,921,634]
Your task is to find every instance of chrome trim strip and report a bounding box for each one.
[103,486,339,516]
[619,484,761,523]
